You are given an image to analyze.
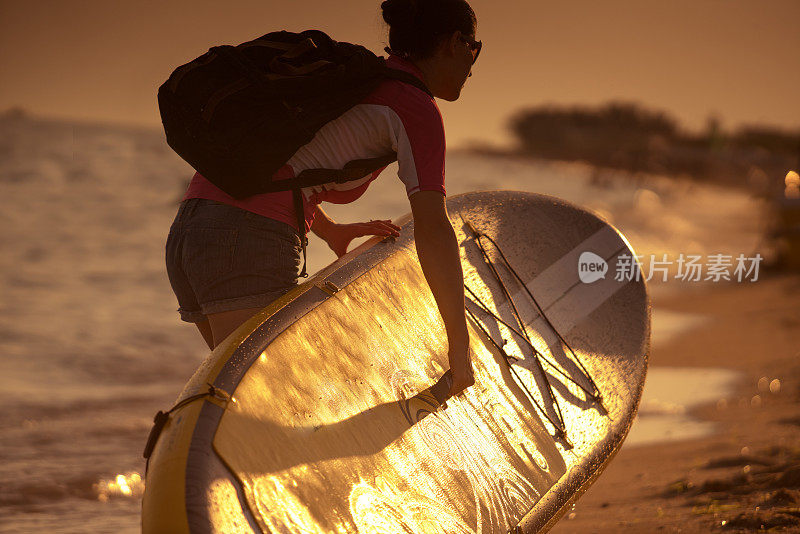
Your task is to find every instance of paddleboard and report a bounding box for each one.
[141,190,651,533]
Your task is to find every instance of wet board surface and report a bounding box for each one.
[142,190,651,533]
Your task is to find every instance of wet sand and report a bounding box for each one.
[551,272,800,533]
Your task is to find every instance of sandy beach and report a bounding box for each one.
[552,272,800,533]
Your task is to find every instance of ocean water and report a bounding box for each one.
[0,114,765,532]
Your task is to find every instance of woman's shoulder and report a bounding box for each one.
[360,57,442,126]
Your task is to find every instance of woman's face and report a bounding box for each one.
[436,30,479,101]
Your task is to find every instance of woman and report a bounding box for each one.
[165,0,480,396]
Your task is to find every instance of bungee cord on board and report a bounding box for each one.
[475,229,604,402]
[464,284,596,398]
[142,383,233,473]
[459,216,606,447]
[464,303,571,447]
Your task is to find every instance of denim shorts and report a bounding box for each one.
[165,198,302,323]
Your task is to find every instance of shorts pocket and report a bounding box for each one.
[182,227,238,288]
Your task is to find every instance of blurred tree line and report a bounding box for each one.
[506,101,800,193]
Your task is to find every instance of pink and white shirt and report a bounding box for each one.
[183,53,446,233]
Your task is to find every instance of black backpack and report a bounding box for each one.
[158,29,432,277]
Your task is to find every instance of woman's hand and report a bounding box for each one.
[448,344,474,397]
[325,219,401,258]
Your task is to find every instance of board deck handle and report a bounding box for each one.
[429,370,454,405]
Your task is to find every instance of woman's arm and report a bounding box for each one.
[311,205,400,258]
[310,206,337,241]
[409,191,473,396]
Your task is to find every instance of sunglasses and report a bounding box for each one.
[459,35,482,64]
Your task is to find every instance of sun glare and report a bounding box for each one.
[785,171,800,199]
[94,471,144,502]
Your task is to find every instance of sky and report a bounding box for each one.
[1,0,798,148]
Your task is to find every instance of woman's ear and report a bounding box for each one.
[442,30,462,58]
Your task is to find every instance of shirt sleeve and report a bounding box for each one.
[390,92,446,197]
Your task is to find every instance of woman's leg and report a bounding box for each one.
[195,317,215,350]
[173,199,301,349]
[206,307,264,349]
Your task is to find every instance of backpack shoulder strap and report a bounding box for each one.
[280,153,399,279]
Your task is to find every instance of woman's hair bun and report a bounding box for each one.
[381,0,476,59]
[380,0,418,28]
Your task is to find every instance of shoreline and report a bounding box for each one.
[456,145,791,199]
[551,272,800,533]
